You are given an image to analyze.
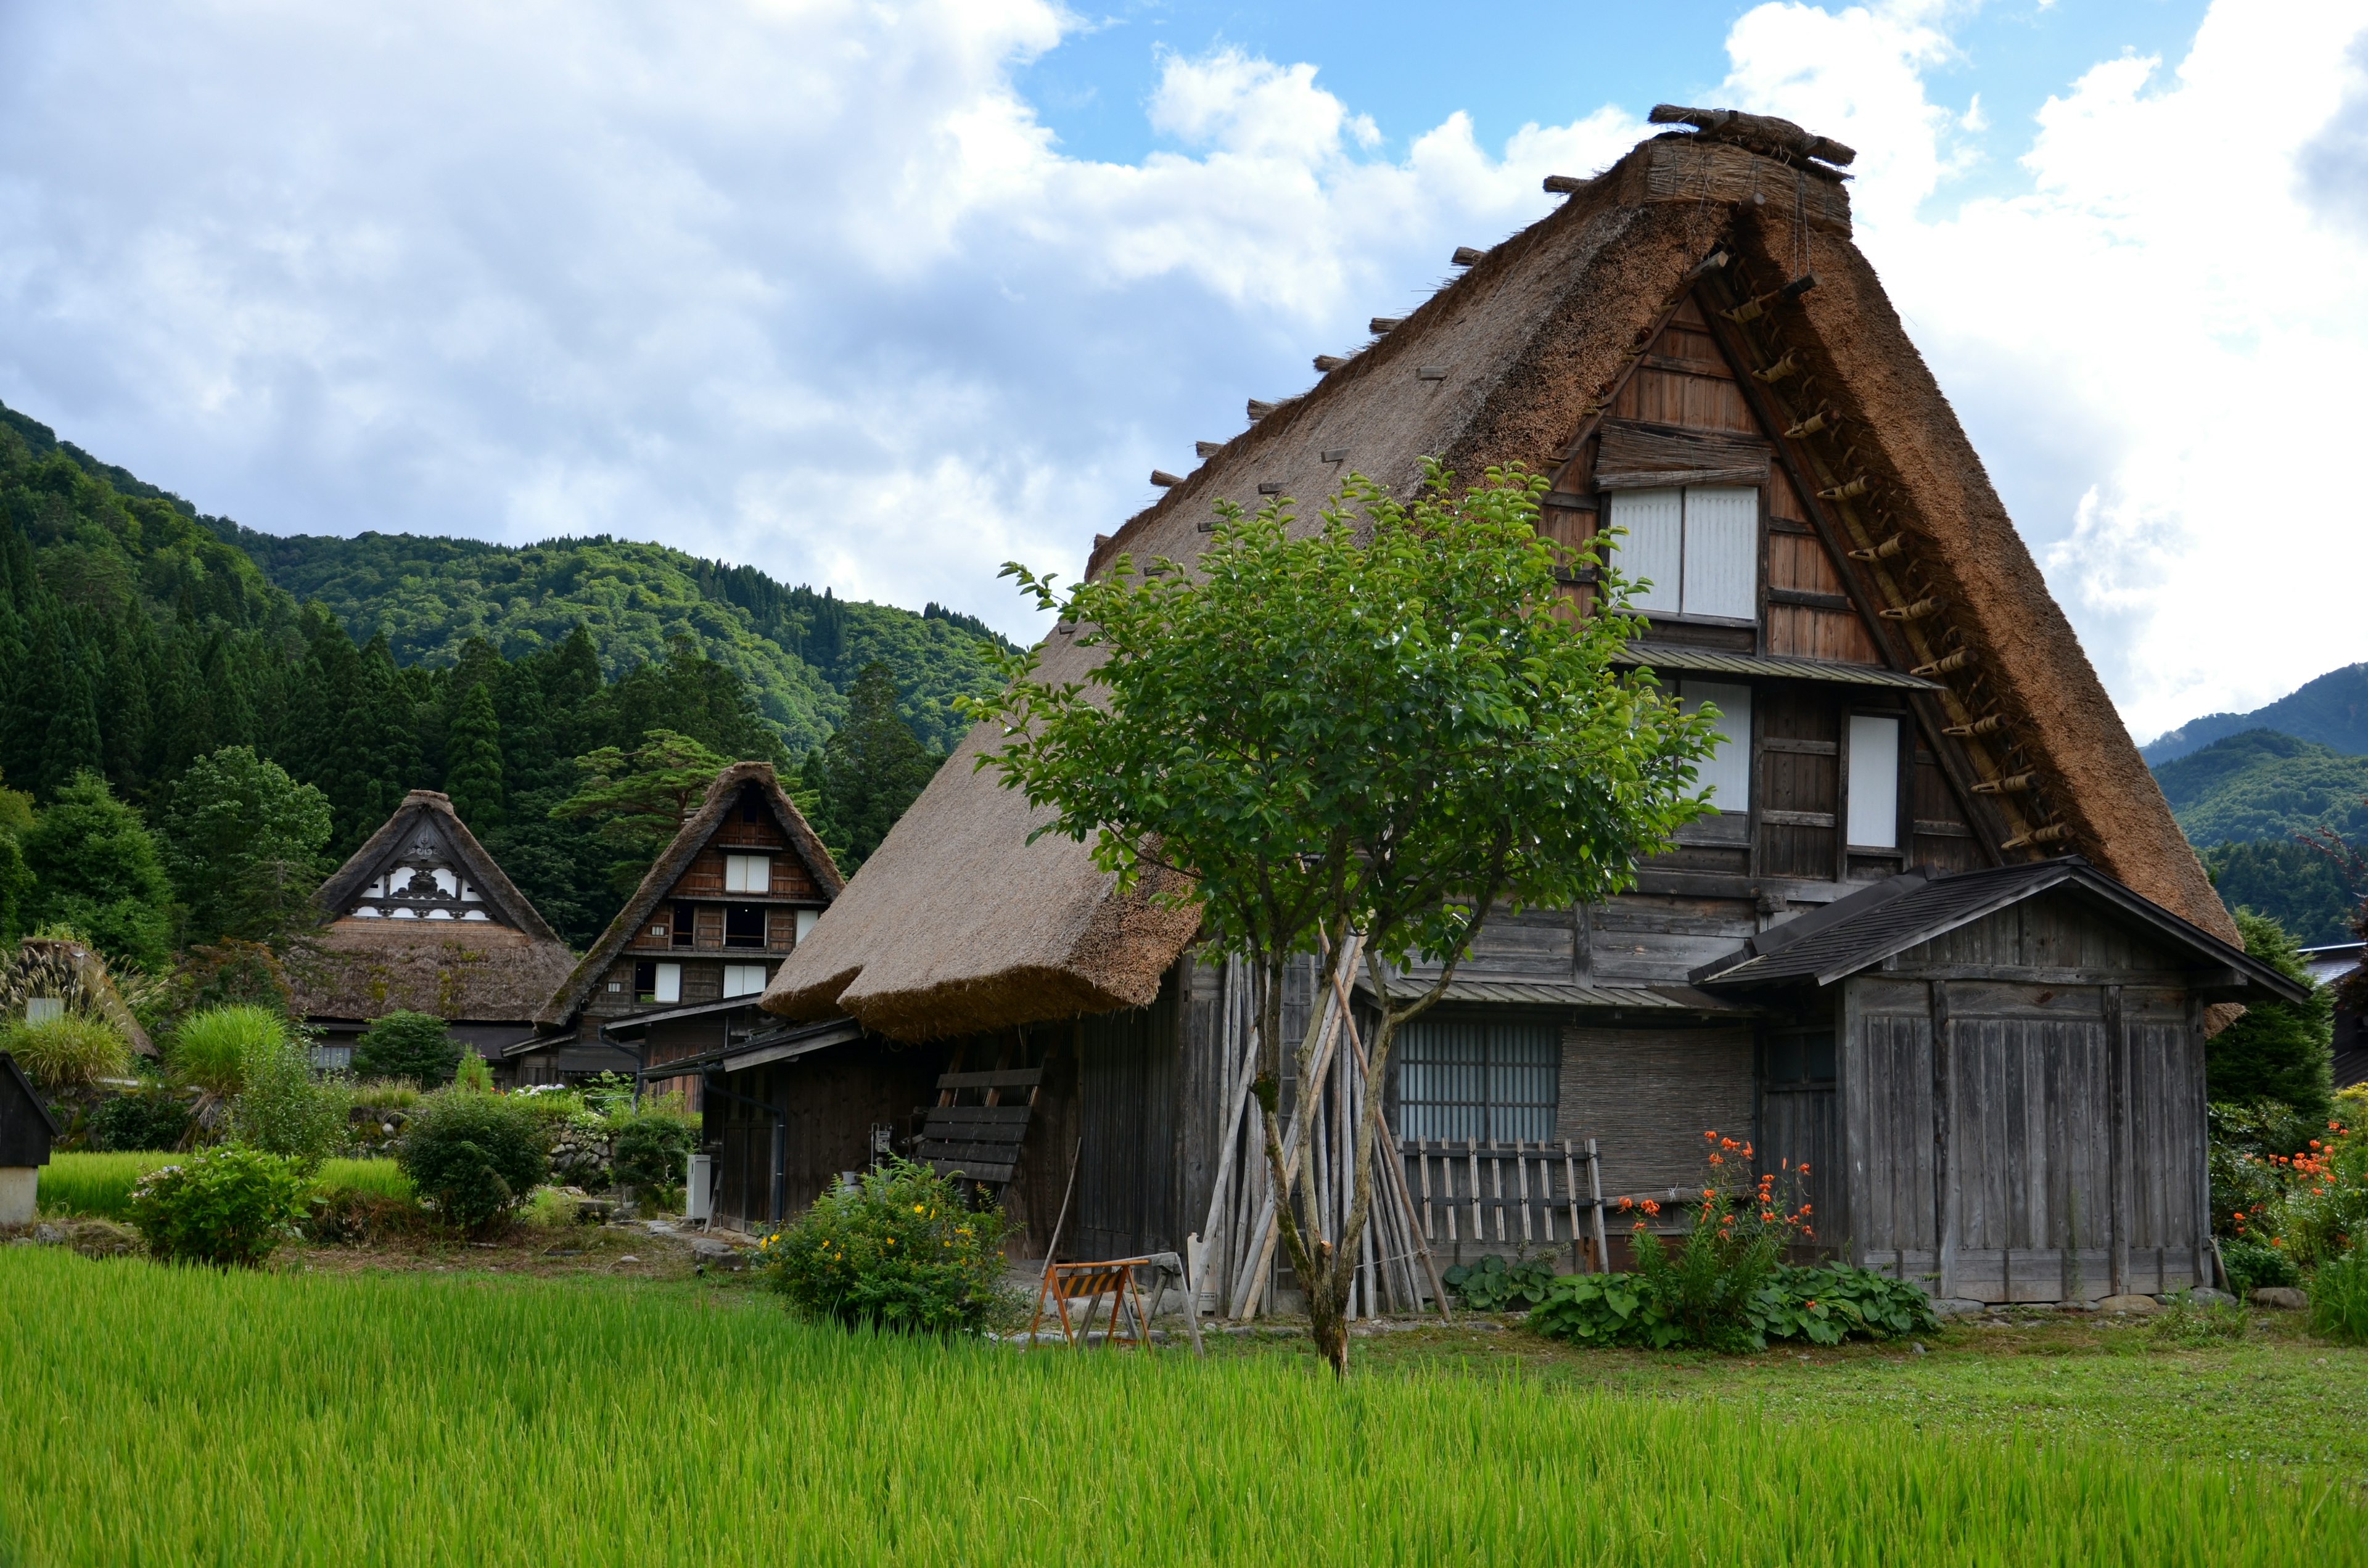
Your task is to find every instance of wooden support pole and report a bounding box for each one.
[1587,1138,1610,1275]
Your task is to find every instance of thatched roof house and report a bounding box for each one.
[770,111,2227,1043]
[744,110,2269,1306]
[514,762,842,1093]
[292,790,577,1064]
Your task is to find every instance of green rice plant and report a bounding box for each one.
[313,1159,414,1204]
[0,1247,2359,1567]
[0,1012,131,1090]
[2308,1249,2368,1344]
[35,1150,169,1219]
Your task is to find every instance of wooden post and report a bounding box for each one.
[1932,980,1957,1301]
[2105,983,2128,1298]
[1466,1138,1483,1244]
[1562,1140,1584,1273]
[1230,940,1360,1320]
[1587,1138,1609,1274]
[1515,1141,1534,1247]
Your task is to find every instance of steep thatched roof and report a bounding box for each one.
[539,762,842,1028]
[292,790,576,1024]
[767,118,2227,1042]
[0,938,154,1056]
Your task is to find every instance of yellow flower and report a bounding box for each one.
[913,1204,926,1214]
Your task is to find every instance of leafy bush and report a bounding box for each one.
[353,1011,459,1089]
[758,1158,1015,1334]
[2308,1249,2368,1345]
[229,1032,341,1166]
[0,1012,131,1090]
[612,1099,699,1205]
[1529,1262,1936,1351]
[398,1091,548,1233]
[452,1047,495,1092]
[85,1087,190,1152]
[169,1004,284,1098]
[521,1186,584,1229]
[126,1146,310,1267]
[2220,1236,2299,1295]
[1441,1253,1557,1312]
[1622,1132,1806,1352]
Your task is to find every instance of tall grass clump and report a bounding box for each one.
[0,1012,131,1090]
[2309,1249,2368,1344]
[0,1247,2359,1567]
[168,1004,284,1098]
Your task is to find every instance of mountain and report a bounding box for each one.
[2152,729,2368,849]
[2152,729,2368,947]
[216,526,1013,755]
[2140,663,2368,766]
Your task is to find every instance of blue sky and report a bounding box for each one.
[0,1,2362,739]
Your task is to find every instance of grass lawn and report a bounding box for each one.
[2,1245,2363,1567]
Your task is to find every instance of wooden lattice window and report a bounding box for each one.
[1396,1016,1558,1144]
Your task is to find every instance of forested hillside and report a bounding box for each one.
[0,400,977,951]
[222,527,1009,754]
[2141,663,2368,765]
[2150,728,2368,946]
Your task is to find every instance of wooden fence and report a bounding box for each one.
[1402,1138,1611,1274]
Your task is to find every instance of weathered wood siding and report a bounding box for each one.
[705,1043,948,1231]
[1838,889,2214,1300]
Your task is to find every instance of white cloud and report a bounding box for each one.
[0,0,1640,647]
[1721,0,2368,739]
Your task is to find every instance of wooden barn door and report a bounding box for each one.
[1071,978,1181,1260]
[2121,988,2212,1294]
[1935,983,2116,1303]
[1840,979,1933,1280]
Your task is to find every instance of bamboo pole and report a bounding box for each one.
[1230,938,1361,1320]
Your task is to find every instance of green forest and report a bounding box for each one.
[0,399,991,960]
[2149,728,2368,945]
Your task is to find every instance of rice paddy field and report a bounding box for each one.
[34,1151,412,1220]
[2,1247,2363,1567]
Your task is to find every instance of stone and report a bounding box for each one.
[689,1237,740,1268]
[1909,1341,1927,1355]
[617,1254,641,1264]
[1928,1297,1988,1318]
[2096,1294,2163,1315]
[33,1223,62,1246]
[2251,1286,2308,1311]
[2184,1288,2238,1308]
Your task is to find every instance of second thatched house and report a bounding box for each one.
[754,109,2301,1308]
[293,790,578,1068]
[519,763,846,1119]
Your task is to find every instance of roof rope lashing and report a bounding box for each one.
[1970,773,2037,795]
[2000,824,2072,851]
[1942,714,2006,737]
[1848,533,1906,562]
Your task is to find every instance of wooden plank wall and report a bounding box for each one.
[705,1043,948,1232]
[1841,890,2214,1300]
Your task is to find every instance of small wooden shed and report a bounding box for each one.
[0,1051,60,1226]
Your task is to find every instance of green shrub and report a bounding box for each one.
[168,1005,285,1097]
[758,1158,1015,1334]
[353,1011,459,1088]
[0,1013,131,1090]
[1441,1253,1556,1312]
[1528,1262,1936,1350]
[2307,1249,2368,1344]
[126,1145,310,1267]
[85,1088,190,1152]
[398,1092,548,1233]
[520,1186,583,1229]
[229,1032,341,1167]
[612,1099,699,1205]
[451,1047,494,1092]
[2220,1236,2299,1295]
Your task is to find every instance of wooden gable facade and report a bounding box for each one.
[522,762,842,1093]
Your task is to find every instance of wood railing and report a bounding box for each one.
[1401,1138,1611,1273]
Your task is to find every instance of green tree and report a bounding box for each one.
[551,729,730,895]
[352,1009,461,1088]
[2208,910,2336,1120]
[443,681,505,829]
[21,769,174,972]
[157,746,335,947]
[971,462,1715,1374]
[0,769,35,943]
[807,661,942,873]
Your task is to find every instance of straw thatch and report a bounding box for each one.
[0,938,154,1055]
[766,121,2227,1042]
[539,762,842,1028]
[292,790,576,1024]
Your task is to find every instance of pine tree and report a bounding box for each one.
[444,681,505,830]
[157,745,334,948]
[810,662,942,874]
[2206,909,2335,1119]
[20,769,175,972]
